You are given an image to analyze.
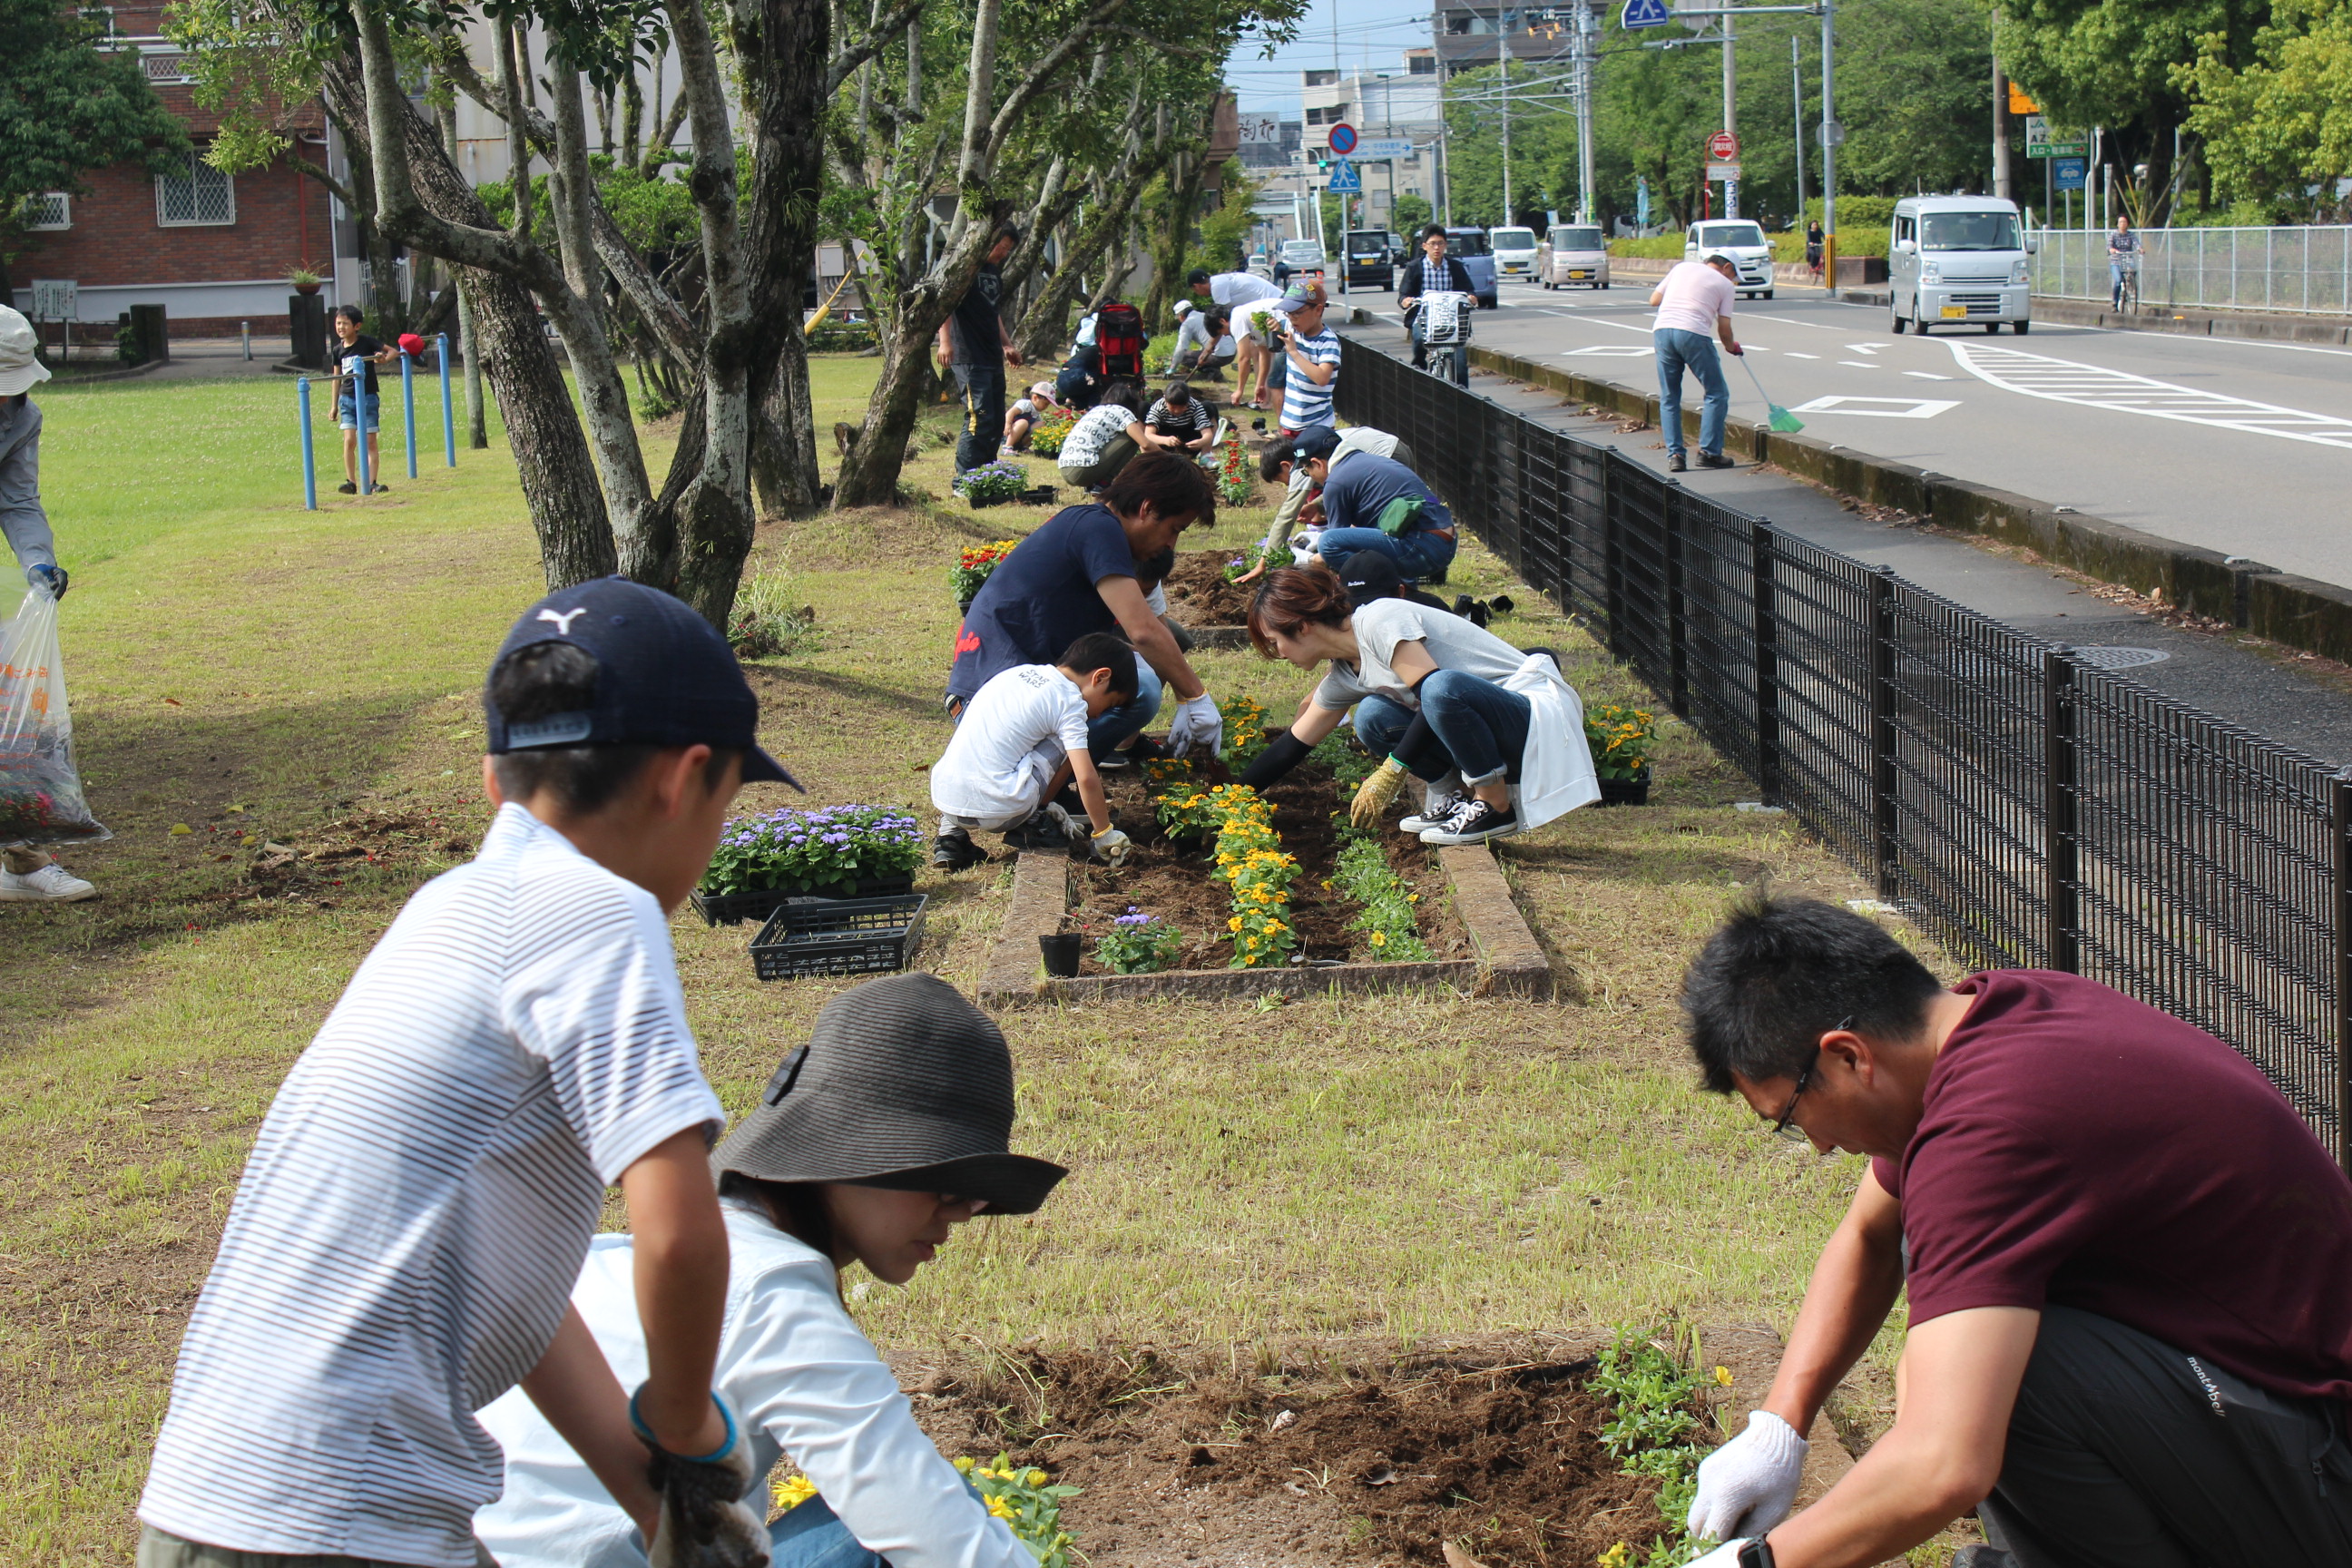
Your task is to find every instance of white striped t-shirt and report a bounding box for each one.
[1279,327,1344,432]
[139,802,726,1568]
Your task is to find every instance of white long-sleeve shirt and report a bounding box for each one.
[473,1204,1030,1568]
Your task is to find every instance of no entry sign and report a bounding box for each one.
[1707,131,1740,162]
[1328,122,1357,156]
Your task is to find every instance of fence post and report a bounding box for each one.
[1665,486,1690,718]
[2043,646,2081,974]
[2334,769,2352,1173]
[438,333,456,466]
[1602,456,1627,662]
[297,377,318,511]
[1869,567,1899,898]
[1752,518,1779,803]
[400,351,419,479]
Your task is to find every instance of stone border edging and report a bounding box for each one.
[975,840,1552,1005]
[1366,320,2352,665]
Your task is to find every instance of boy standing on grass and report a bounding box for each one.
[138,578,800,1568]
[331,303,400,495]
[931,631,1137,870]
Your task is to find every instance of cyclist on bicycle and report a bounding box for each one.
[2109,215,2140,311]
[1398,224,1480,383]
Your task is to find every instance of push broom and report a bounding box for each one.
[1739,356,1805,433]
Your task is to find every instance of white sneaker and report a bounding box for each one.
[0,862,96,901]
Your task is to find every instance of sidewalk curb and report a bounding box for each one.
[1345,309,2352,665]
[1832,287,2352,345]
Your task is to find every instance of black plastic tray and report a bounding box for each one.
[691,871,916,927]
[750,894,927,980]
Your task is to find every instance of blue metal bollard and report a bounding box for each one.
[437,333,456,466]
[401,351,419,478]
[348,356,372,497]
[298,377,318,510]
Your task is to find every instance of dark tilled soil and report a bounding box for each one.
[1163,548,1259,627]
[898,1342,1703,1567]
[1068,756,1467,972]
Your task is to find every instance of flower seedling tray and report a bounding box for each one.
[750,894,928,981]
[692,872,917,927]
[1017,485,1058,505]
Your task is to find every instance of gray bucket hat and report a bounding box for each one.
[713,973,1067,1214]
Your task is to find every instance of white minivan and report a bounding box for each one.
[1683,220,1775,299]
[1889,195,2033,335]
[1489,226,1540,280]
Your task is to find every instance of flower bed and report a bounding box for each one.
[1029,406,1078,458]
[1158,547,1259,627]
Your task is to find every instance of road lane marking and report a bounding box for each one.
[1845,342,1894,355]
[1561,345,1653,357]
[1904,371,1954,380]
[1946,342,2352,451]
[1786,352,1820,359]
[1837,360,1882,369]
[1746,315,1841,329]
[1791,395,1961,419]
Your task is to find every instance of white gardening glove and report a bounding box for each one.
[1166,692,1223,758]
[1687,1410,1808,1543]
[1091,826,1133,867]
[1684,1540,1753,1568]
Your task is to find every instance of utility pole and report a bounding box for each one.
[1819,0,1838,284]
[1991,42,2013,201]
[1790,33,1805,222]
[1720,4,1738,219]
[1575,1,1599,222]
[1500,5,1514,226]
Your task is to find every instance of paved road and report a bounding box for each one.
[1345,279,2352,591]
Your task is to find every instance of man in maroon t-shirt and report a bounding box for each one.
[1674,895,2352,1568]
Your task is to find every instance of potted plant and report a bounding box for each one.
[953,459,1030,508]
[288,266,325,296]
[692,803,926,925]
[1029,407,1078,458]
[949,538,1019,615]
[1585,701,1656,805]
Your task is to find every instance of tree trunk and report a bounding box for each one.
[1014,174,1149,359]
[831,330,939,505]
[736,0,832,516]
[1142,151,1205,328]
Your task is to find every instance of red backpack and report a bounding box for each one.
[1093,302,1146,380]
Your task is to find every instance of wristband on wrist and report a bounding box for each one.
[628,1387,737,1464]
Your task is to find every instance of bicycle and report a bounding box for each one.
[1414,289,1476,388]
[2111,255,2141,313]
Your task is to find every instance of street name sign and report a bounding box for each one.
[1359,137,1415,160]
[1326,160,1362,192]
[1706,162,1742,183]
[1621,0,1671,27]
[1327,122,1357,155]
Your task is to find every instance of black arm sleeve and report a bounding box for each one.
[1393,710,1437,770]
[1237,730,1314,790]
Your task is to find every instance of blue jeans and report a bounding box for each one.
[1316,527,1457,583]
[1654,328,1728,458]
[336,389,381,433]
[1087,655,1163,759]
[1355,671,1531,789]
[768,1495,885,1568]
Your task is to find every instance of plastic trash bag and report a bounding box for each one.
[0,584,107,844]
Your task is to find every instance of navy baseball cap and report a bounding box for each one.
[1338,551,1406,606]
[1291,426,1342,462]
[485,577,801,789]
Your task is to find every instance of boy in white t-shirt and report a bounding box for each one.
[138,580,797,1568]
[931,631,1138,871]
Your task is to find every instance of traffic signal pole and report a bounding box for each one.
[1721,4,1738,219]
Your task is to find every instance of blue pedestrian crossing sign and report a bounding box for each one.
[1622,0,1671,28]
[1326,160,1362,192]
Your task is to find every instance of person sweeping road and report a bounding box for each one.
[928,632,1139,870]
[474,973,1068,1568]
[1676,895,2352,1568]
[138,579,801,1568]
[1650,250,1744,473]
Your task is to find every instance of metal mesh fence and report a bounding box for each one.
[1335,338,2352,1164]
[2033,226,2352,315]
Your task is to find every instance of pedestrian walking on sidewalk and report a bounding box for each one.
[0,305,94,904]
[1675,896,2352,1568]
[1649,251,1745,473]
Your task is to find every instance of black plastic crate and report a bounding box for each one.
[750,894,927,980]
[691,872,916,927]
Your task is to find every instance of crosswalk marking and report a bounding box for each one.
[1947,342,2352,452]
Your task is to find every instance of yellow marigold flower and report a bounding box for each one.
[953,1455,975,1473]
[1024,1468,1049,1486]
[986,1495,1016,1521]
[1369,931,1387,945]
[774,1473,819,1510]
[1600,1544,1632,1568]
[1715,1365,1734,1387]
[1230,916,1244,932]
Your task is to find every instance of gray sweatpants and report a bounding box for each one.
[1981,1307,2352,1568]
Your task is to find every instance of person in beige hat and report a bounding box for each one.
[0,306,93,903]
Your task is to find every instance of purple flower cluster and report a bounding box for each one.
[702,803,926,897]
[1114,906,1153,926]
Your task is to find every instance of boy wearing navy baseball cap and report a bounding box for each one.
[140,580,793,1568]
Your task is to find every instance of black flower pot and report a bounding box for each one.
[1039,932,1083,977]
[1597,774,1651,807]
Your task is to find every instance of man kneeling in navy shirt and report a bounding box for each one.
[1674,895,2352,1568]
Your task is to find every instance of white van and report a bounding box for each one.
[1889,195,2033,335]
[1490,226,1540,281]
[1683,220,1774,299]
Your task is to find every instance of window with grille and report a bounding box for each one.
[23,193,72,230]
[155,152,235,226]
[141,51,191,83]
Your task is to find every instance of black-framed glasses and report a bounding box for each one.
[1769,1016,1850,1142]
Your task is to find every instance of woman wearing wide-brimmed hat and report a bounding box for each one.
[474,973,1067,1568]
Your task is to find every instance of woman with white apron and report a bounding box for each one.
[1237,564,1597,844]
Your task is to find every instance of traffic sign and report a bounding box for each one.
[1708,131,1740,161]
[2053,156,2087,191]
[1359,137,1414,161]
[2026,117,2089,159]
[1706,162,1741,183]
[1327,122,1357,156]
[1325,159,1361,192]
[2007,83,2039,115]
[1621,0,1671,26]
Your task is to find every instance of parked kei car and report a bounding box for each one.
[1538,223,1611,289]
[1489,226,1540,281]
[1343,230,1395,291]
[1441,228,1500,310]
[1682,220,1775,299]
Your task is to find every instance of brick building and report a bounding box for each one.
[5,6,341,341]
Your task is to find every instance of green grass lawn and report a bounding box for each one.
[0,356,1935,1563]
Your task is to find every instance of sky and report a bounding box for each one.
[1227,0,1441,117]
